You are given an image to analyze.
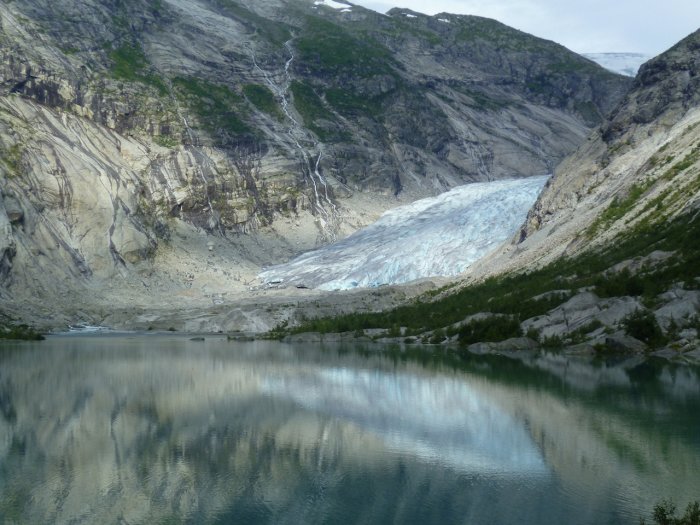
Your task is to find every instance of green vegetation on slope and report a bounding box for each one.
[290,81,348,142]
[296,17,397,78]
[0,323,44,341]
[284,210,700,340]
[108,43,167,95]
[0,143,24,178]
[213,0,291,46]
[173,77,252,140]
[242,84,283,121]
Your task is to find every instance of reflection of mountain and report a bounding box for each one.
[262,367,547,475]
[0,337,699,524]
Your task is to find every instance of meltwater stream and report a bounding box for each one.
[1,336,699,524]
[259,176,548,290]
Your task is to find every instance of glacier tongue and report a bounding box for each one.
[259,176,549,291]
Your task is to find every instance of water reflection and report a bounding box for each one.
[0,336,698,524]
[262,368,547,475]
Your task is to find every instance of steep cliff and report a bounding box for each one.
[483,28,700,272]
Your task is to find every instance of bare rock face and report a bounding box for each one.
[521,29,700,243]
[0,195,16,281]
[602,29,700,139]
[468,28,700,281]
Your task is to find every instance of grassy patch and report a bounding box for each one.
[296,17,396,78]
[108,43,168,95]
[242,84,284,120]
[153,135,179,148]
[325,87,387,117]
[290,81,348,142]
[454,17,550,53]
[173,77,252,139]
[213,0,291,46]
[587,180,654,237]
[456,316,522,345]
[0,323,45,341]
[662,143,700,181]
[0,143,24,178]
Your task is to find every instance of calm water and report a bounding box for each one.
[1,336,699,524]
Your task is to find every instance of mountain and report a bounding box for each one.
[0,0,631,328]
[274,29,700,353]
[513,28,700,265]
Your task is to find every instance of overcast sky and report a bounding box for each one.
[351,0,700,56]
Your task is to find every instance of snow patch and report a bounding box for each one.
[259,176,548,290]
[314,0,352,10]
[438,18,450,23]
[583,53,650,77]
[404,13,417,18]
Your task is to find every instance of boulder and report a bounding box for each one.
[603,331,647,353]
[3,196,23,224]
[283,332,324,343]
[597,296,644,326]
[604,250,674,275]
[654,290,700,329]
[467,337,538,353]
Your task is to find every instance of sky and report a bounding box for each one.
[350,0,700,56]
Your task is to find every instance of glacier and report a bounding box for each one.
[259,175,549,291]
[583,53,651,77]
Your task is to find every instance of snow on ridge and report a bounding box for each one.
[314,0,352,10]
[583,53,651,77]
[259,176,549,291]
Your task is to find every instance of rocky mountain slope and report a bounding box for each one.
[0,0,631,327]
[272,29,700,354]
[503,28,700,269]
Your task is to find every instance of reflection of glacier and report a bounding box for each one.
[262,368,547,475]
[259,176,548,290]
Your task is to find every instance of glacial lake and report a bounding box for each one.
[1,336,699,524]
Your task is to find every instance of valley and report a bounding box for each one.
[0,0,697,355]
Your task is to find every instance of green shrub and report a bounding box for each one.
[458,316,522,345]
[623,309,667,348]
[243,84,284,120]
[109,43,167,95]
[540,334,564,349]
[0,324,45,341]
[430,328,446,344]
[525,327,541,340]
[641,499,700,525]
[173,77,251,139]
[594,269,646,297]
